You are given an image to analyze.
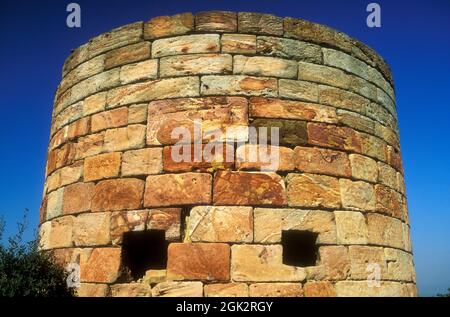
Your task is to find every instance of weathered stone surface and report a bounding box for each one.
[306,246,349,280]
[92,178,144,211]
[46,142,76,175]
[110,283,152,297]
[335,211,368,245]
[256,36,322,63]
[201,75,277,97]
[105,42,151,70]
[62,42,89,77]
[163,143,234,172]
[337,109,376,135]
[335,281,406,297]
[254,208,336,244]
[384,248,415,282]
[120,59,158,85]
[77,283,109,297]
[46,187,64,220]
[107,77,199,108]
[251,118,308,147]
[67,117,90,140]
[339,179,375,211]
[147,208,181,241]
[187,206,253,243]
[196,11,237,32]
[349,154,378,182]
[74,212,111,246]
[83,92,106,116]
[294,146,351,177]
[151,282,203,297]
[122,148,163,176]
[286,173,341,209]
[233,55,297,78]
[144,13,194,39]
[144,173,212,207]
[143,269,167,284]
[303,281,336,297]
[238,12,283,35]
[53,101,83,132]
[204,283,249,297]
[323,48,373,82]
[279,79,319,102]
[367,213,404,249]
[160,54,232,77]
[375,184,403,219]
[249,97,337,123]
[152,34,220,58]
[147,96,248,145]
[236,144,292,171]
[104,124,146,152]
[128,104,148,124]
[360,132,387,162]
[307,123,362,152]
[39,216,75,249]
[348,246,387,280]
[213,171,287,206]
[110,210,148,245]
[74,132,104,160]
[62,182,94,214]
[319,85,369,114]
[249,283,303,297]
[298,62,350,89]
[231,245,306,282]
[402,223,412,252]
[84,152,121,181]
[349,75,378,102]
[387,145,403,173]
[221,34,256,54]
[167,243,230,281]
[91,107,128,132]
[378,162,398,190]
[80,248,121,283]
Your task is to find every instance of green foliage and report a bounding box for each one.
[437,288,450,297]
[0,210,75,297]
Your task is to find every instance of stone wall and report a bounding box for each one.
[39,11,416,297]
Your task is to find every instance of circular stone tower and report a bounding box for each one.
[40,11,416,297]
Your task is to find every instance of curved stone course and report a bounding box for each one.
[40,11,416,297]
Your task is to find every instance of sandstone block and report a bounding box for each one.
[120,59,158,85]
[378,162,398,190]
[151,282,203,297]
[144,13,194,39]
[110,210,148,245]
[147,208,181,241]
[83,92,106,116]
[74,133,104,160]
[80,248,121,283]
[387,145,403,173]
[67,116,90,140]
[339,179,375,211]
[319,85,369,114]
[249,283,303,297]
[249,97,337,123]
[367,213,404,249]
[204,283,249,297]
[201,75,277,97]
[91,107,128,132]
[256,36,322,63]
[144,173,212,207]
[221,34,256,54]
[335,211,368,245]
[254,208,336,244]
[84,152,121,181]
[110,283,152,297]
[46,187,64,220]
[167,243,230,281]
[335,281,406,297]
[105,42,151,70]
[196,11,237,32]
[348,246,387,280]
[238,12,283,35]
[104,124,146,152]
[152,34,220,58]
[143,269,167,285]
[236,144,294,171]
[39,216,75,249]
[360,133,387,162]
[213,171,287,206]
[233,55,298,78]
[251,118,308,147]
[77,283,109,297]
[304,281,336,297]
[62,182,94,214]
[122,148,163,176]
[286,173,341,209]
[308,123,362,152]
[279,79,319,102]
[306,246,349,280]
[298,62,350,89]
[74,212,111,246]
[337,110,376,136]
[294,146,351,177]
[349,154,378,182]
[375,184,403,219]
[231,245,306,282]
[92,178,144,212]
[384,248,415,282]
[323,48,372,82]
[160,54,232,77]
[187,206,253,243]
[128,104,148,124]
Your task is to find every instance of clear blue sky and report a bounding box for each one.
[0,0,449,296]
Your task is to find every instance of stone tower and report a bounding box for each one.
[39,11,416,297]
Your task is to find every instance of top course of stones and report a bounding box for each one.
[60,11,394,88]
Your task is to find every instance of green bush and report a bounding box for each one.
[0,210,75,297]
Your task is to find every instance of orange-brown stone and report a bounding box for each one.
[91,178,144,212]
[294,146,351,177]
[307,123,362,152]
[62,182,94,214]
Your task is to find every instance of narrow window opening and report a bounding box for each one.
[281,230,318,267]
[121,230,168,280]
